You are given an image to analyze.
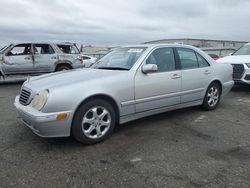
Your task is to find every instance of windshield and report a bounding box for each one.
[233,45,250,55]
[93,47,147,70]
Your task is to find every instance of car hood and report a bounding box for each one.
[217,55,250,64]
[24,68,129,91]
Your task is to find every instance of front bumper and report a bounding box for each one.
[14,96,73,138]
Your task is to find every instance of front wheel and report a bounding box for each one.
[72,99,116,144]
[202,82,221,110]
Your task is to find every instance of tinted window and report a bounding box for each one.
[177,48,199,69]
[146,47,175,72]
[34,44,54,54]
[7,44,31,56]
[197,53,210,67]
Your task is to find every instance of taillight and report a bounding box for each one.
[77,55,84,63]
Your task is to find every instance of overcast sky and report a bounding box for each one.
[0,0,249,46]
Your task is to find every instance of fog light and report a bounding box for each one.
[56,113,69,121]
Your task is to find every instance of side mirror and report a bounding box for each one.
[142,64,158,74]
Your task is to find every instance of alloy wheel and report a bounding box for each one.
[81,106,111,139]
[207,86,219,107]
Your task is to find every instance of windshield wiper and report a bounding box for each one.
[97,67,130,71]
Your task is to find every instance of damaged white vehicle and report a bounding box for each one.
[0,42,88,80]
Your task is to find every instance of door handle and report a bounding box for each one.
[204,70,211,75]
[24,57,31,60]
[171,74,181,79]
[51,56,57,60]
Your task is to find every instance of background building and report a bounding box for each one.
[144,38,249,57]
[144,38,248,49]
[80,45,114,59]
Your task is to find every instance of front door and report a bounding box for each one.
[135,47,181,113]
[2,44,33,74]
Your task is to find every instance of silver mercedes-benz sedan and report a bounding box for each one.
[14,44,234,144]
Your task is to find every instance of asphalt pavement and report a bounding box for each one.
[0,83,250,188]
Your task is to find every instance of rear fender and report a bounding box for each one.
[54,60,72,70]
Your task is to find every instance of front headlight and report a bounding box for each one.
[246,63,250,68]
[31,90,49,111]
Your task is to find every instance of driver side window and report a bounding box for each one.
[7,44,31,56]
[146,47,176,72]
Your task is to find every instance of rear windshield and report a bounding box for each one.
[57,44,80,54]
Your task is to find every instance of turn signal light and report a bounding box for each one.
[56,113,68,121]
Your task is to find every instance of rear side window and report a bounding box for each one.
[146,47,176,72]
[197,53,210,67]
[177,48,199,69]
[57,45,79,54]
[34,44,55,54]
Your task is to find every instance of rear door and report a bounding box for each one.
[2,44,33,74]
[33,43,58,73]
[176,48,213,103]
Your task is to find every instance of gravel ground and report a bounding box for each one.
[0,83,250,188]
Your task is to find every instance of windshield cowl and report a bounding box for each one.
[97,67,130,71]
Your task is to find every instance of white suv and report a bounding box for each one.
[217,43,250,84]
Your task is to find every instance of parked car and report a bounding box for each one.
[80,55,97,67]
[217,43,250,84]
[208,54,220,60]
[14,44,234,144]
[0,42,85,79]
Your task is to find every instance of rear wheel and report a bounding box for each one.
[56,64,71,71]
[72,99,116,144]
[202,82,221,110]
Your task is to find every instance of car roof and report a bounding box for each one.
[56,43,76,46]
[9,42,75,46]
[120,43,200,51]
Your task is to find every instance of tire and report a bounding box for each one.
[56,65,71,71]
[202,82,221,110]
[72,99,116,144]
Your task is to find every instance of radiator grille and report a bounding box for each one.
[232,64,244,80]
[19,89,31,105]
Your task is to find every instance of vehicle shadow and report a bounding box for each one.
[0,80,25,85]
[114,106,200,134]
[42,106,201,147]
[231,84,250,92]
